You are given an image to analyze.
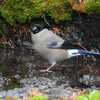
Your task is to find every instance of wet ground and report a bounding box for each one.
[0,48,99,99]
[0,48,79,90]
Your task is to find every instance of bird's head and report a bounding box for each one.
[29,24,44,43]
[30,24,43,35]
[30,24,51,44]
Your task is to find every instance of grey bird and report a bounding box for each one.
[30,26,89,72]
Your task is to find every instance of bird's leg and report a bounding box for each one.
[40,62,56,72]
[46,62,56,71]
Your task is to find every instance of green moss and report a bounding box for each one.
[0,0,72,25]
[47,0,72,22]
[0,0,100,24]
[0,18,8,36]
[0,0,36,25]
[85,0,100,14]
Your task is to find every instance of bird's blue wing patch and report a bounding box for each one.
[47,41,58,48]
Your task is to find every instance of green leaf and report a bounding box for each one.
[89,90,100,100]
[76,96,88,100]
[32,96,48,100]
[0,97,3,100]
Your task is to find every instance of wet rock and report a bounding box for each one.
[47,87,73,99]
[79,75,100,87]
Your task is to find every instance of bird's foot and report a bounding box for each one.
[39,69,53,73]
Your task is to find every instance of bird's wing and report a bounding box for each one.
[47,41,63,48]
[36,29,64,46]
[60,40,85,49]
[48,39,85,50]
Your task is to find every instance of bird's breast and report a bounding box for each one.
[34,43,68,63]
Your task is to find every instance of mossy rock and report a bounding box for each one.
[85,0,100,14]
[0,0,72,25]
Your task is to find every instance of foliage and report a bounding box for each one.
[0,18,8,36]
[0,0,100,25]
[27,96,48,100]
[0,44,9,48]
[76,90,100,100]
[0,0,72,25]
[0,0,36,25]
[85,0,100,14]
[47,0,72,22]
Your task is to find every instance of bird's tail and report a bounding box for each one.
[67,49,100,58]
[77,49,100,56]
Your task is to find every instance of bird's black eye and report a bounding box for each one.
[30,26,41,34]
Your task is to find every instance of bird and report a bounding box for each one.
[30,26,99,72]
[48,40,100,57]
